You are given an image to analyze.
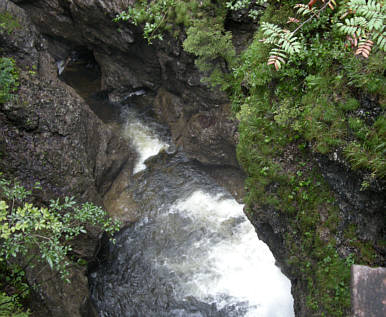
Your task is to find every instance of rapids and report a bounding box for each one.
[59,58,294,316]
[89,106,294,317]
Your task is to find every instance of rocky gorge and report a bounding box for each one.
[0,0,385,316]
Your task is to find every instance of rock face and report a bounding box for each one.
[246,151,385,316]
[1,1,132,316]
[154,88,239,167]
[11,0,240,168]
[316,153,385,244]
[351,265,386,317]
[1,0,131,203]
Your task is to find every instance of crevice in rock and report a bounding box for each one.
[58,47,124,125]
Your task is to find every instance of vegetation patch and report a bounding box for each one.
[116,0,385,315]
[234,1,384,315]
[0,176,121,316]
[0,12,20,34]
[0,57,19,103]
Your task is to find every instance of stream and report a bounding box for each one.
[88,107,294,317]
[61,58,294,317]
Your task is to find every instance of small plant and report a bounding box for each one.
[0,57,19,103]
[0,176,121,312]
[0,12,20,34]
[114,0,177,43]
[0,291,29,317]
[183,19,236,79]
[259,0,385,70]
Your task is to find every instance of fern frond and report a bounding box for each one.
[374,32,386,51]
[367,15,384,31]
[348,0,385,20]
[261,22,284,37]
[338,16,368,37]
[355,39,374,57]
[287,17,300,24]
[278,34,302,54]
[339,0,385,55]
[345,0,385,34]
[294,4,317,16]
[267,49,287,71]
[261,22,302,55]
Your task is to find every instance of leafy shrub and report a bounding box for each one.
[0,291,29,317]
[183,19,236,86]
[0,176,121,313]
[0,57,19,103]
[0,12,20,34]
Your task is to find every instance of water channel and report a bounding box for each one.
[61,57,294,317]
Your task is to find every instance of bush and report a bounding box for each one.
[0,176,121,313]
[0,291,29,317]
[0,57,19,103]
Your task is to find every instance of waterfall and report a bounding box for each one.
[121,108,169,173]
[89,106,294,317]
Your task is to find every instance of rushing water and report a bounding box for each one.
[89,106,294,317]
[121,108,169,173]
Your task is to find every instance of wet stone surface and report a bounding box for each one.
[351,265,386,317]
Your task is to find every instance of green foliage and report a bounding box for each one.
[114,0,228,43]
[0,12,20,34]
[116,0,234,82]
[0,178,120,280]
[344,115,386,178]
[261,22,302,70]
[114,0,177,43]
[0,57,19,103]
[0,176,121,314]
[337,0,386,55]
[234,0,385,177]
[233,2,384,315]
[257,0,385,69]
[183,19,236,85]
[0,292,29,317]
[183,21,235,69]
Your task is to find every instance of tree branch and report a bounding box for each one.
[292,0,333,36]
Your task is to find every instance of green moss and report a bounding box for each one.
[0,12,20,34]
[234,3,385,314]
[275,169,353,316]
[339,98,360,112]
[0,57,19,103]
[344,115,386,178]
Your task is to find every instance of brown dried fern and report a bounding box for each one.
[355,39,374,58]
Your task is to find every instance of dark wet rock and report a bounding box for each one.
[11,0,238,168]
[154,88,239,167]
[1,1,131,316]
[102,161,141,224]
[315,153,385,245]
[200,165,246,202]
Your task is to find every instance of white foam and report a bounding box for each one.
[122,111,169,173]
[166,190,294,317]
